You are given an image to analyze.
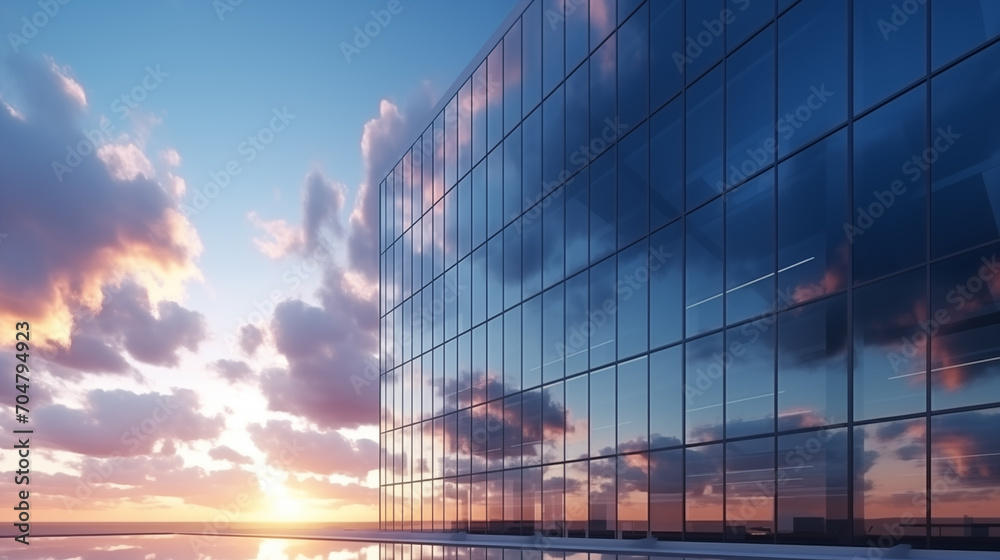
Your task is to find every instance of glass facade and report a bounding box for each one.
[379,0,1000,551]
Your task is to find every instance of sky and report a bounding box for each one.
[0,0,517,523]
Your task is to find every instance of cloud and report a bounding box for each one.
[210,359,253,384]
[237,323,265,356]
[302,171,347,251]
[248,420,377,479]
[0,55,202,350]
[209,445,253,465]
[160,147,181,167]
[248,211,304,259]
[34,387,224,457]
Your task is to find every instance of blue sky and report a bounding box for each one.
[0,0,516,521]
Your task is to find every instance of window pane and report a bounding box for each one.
[523,190,543,299]
[777,129,848,304]
[523,0,543,114]
[684,0,724,82]
[853,419,927,546]
[566,373,589,461]
[726,171,775,324]
[565,0,588,70]
[931,408,1000,550]
[650,0,683,109]
[504,20,522,136]
[504,306,522,395]
[686,67,724,209]
[523,108,543,213]
[543,381,565,464]
[929,243,1000,410]
[488,316,503,403]
[618,356,648,453]
[590,365,616,457]
[726,24,775,191]
[618,452,649,538]
[504,126,522,228]
[726,319,776,439]
[931,0,1000,69]
[777,293,848,431]
[523,294,542,390]
[853,268,928,421]
[931,41,1000,258]
[853,0,926,113]
[504,224,521,310]
[543,464,565,536]
[650,448,683,538]
[488,146,504,239]
[618,123,649,249]
[776,428,849,545]
[686,198,724,336]
[543,84,565,191]
[589,0,616,52]
[589,457,617,538]
[565,170,589,277]
[473,63,487,166]
[777,0,847,157]
[459,80,472,179]
[686,443,724,539]
[542,284,565,383]
[650,98,684,229]
[542,0,565,95]
[726,437,774,541]
[566,460,588,536]
[852,85,926,283]
[589,147,616,263]
[565,64,589,176]
[590,35,616,159]
[650,345,683,448]
[617,3,649,131]
[650,220,684,348]
[589,257,616,368]
[686,333,724,444]
[523,388,543,466]
[727,0,774,50]
[543,186,565,288]
[472,161,487,250]
[617,240,649,359]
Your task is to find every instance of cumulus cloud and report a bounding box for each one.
[210,358,253,384]
[0,55,202,350]
[248,211,304,259]
[248,419,377,479]
[209,445,253,465]
[237,323,265,356]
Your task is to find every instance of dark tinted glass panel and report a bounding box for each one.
[930,408,1000,550]
[472,326,487,408]
[686,333,724,444]
[853,85,926,283]
[487,399,504,471]
[590,366,616,457]
[618,3,649,132]
[473,245,487,326]
[650,0,684,109]
[776,428,849,545]
[564,271,589,375]
[650,345,683,449]
[726,437,774,540]
[853,0,926,113]
[487,234,503,319]
[523,389,543,466]
[523,295,542,390]
[488,147,504,239]
[543,84,566,190]
[504,127,522,228]
[503,394,521,470]
[726,24,775,191]
[504,230,521,313]
[542,284,565,383]
[618,356,648,453]
[649,98,684,229]
[504,306,521,395]
[617,240,649,359]
[459,80,472,179]
[504,21,522,136]
[777,0,847,156]
[590,36,616,160]
[459,254,472,333]
[543,187,565,288]
[523,108,543,212]
[473,63,488,166]
[589,148,616,264]
[650,448,683,538]
[686,198,724,336]
[488,317,503,404]
[726,320,776,439]
[544,381,565,465]
[931,0,1000,69]
[543,0,565,96]
[565,64,589,176]
[727,0,774,50]
[777,294,848,431]
[852,419,927,546]
[589,257,616,368]
[931,41,1000,257]
[618,123,649,249]
[685,0,725,82]
[726,171,775,324]
[523,0,543,115]
[566,373,589,461]
[777,129,848,304]
[650,221,683,349]
[589,0,616,51]
[929,243,1000,410]
[853,269,928,421]
[686,443,724,539]
[686,67,724,209]
[590,457,617,537]
[565,170,589,277]
[488,42,505,158]
[523,190,543,299]
[472,162,487,250]
[565,0,589,71]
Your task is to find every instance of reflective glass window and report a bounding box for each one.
[853,0,926,113]
[650,345,683,449]
[725,320,776,439]
[504,127,522,228]
[459,79,472,178]
[472,161,487,250]
[488,146,504,239]
[650,220,684,348]
[727,0,774,50]
[523,294,543,390]
[504,20,522,136]
[618,3,649,131]
[685,0,724,82]
[590,148,616,264]
[686,67,723,209]
[686,198,724,337]
[649,447,683,538]
[543,0,565,96]
[523,108,543,213]
[650,0,684,109]
[590,365,616,457]
[523,195,543,299]
[566,373,589,461]
[725,437,774,540]
[931,0,1000,69]
[726,171,775,324]
[543,464,565,535]
[590,35,616,158]
[686,333,724,444]
[543,381,565,464]
[542,284,565,383]
[649,98,684,229]
[617,240,649,359]
[565,170,589,277]
[589,0,616,51]
[685,443,724,539]
[523,0,543,115]
[618,123,649,249]
[543,187,566,288]
[504,224,522,310]
[504,394,522,470]
[504,306,522,395]
[566,460,588,536]
[589,457,617,538]
[523,388,543,466]
[487,316,503,403]
[589,257,616,368]
[564,271,589,375]
[565,64,589,176]
[726,25,775,191]
[543,84,565,190]
[473,62,487,166]
[618,452,649,538]
[472,244,487,327]
[617,356,648,453]
[775,428,849,544]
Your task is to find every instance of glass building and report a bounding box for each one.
[378,0,1000,552]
